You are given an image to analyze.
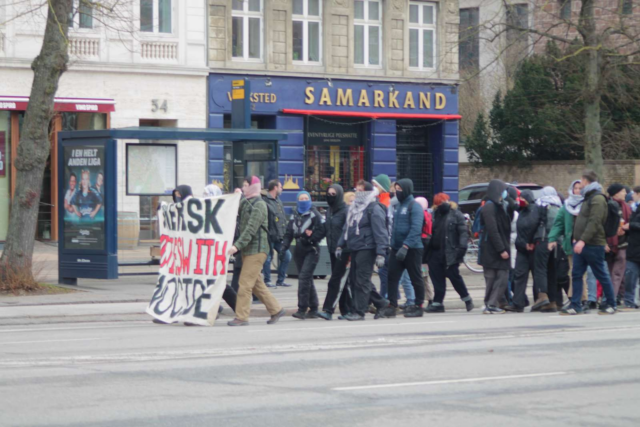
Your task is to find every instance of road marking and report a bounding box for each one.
[248,321,455,333]
[333,372,570,391]
[0,338,102,345]
[0,323,155,334]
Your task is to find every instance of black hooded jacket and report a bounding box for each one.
[515,190,541,253]
[479,179,511,270]
[325,184,348,254]
[173,185,193,203]
[428,202,468,267]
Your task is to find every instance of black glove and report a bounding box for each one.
[375,255,386,269]
[396,246,409,261]
[335,247,343,260]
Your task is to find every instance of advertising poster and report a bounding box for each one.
[62,145,106,250]
[147,193,240,326]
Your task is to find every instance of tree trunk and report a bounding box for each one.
[580,0,604,178]
[0,1,69,285]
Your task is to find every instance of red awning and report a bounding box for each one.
[0,96,115,113]
[281,109,461,120]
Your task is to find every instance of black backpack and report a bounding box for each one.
[597,194,622,239]
[261,195,280,244]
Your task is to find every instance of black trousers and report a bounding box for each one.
[323,253,353,314]
[388,248,425,307]
[556,246,570,306]
[349,249,376,317]
[534,242,558,303]
[512,250,535,309]
[294,246,319,311]
[427,249,469,304]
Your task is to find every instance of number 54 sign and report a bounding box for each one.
[0,131,6,177]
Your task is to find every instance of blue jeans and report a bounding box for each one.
[586,266,597,302]
[263,241,292,285]
[400,270,416,305]
[624,260,640,308]
[571,245,616,310]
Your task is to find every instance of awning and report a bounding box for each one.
[281,109,461,120]
[0,96,116,113]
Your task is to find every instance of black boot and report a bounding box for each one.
[292,310,306,320]
[404,305,424,317]
[425,304,445,313]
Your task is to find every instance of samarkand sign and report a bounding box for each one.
[210,74,458,115]
[147,193,240,326]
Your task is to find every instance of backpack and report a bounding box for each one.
[536,204,561,241]
[261,195,281,244]
[597,194,622,239]
[471,205,485,236]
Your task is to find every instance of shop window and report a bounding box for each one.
[140,0,172,33]
[68,0,94,29]
[459,8,479,71]
[559,0,571,19]
[409,2,437,70]
[354,0,382,67]
[293,0,322,63]
[62,113,107,131]
[232,0,263,61]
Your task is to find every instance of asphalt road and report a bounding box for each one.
[2,309,640,427]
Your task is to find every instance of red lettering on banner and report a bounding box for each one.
[203,239,215,275]
[175,238,185,276]
[212,241,227,276]
[160,235,174,268]
[182,239,193,275]
[194,239,207,274]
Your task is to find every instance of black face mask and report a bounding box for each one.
[396,191,407,202]
[326,194,337,206]
[389,192,396,199]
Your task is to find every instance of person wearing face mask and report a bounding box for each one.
[261,179,292,288]
[479,180,511,314]
[621,186,640,310]
[379,179,426,318]
[604,183,632,307]
[226,176,286,326]
[372,174,393,302]
[282,191,327,319]
[336,181,390,321]
[318,185,352,320]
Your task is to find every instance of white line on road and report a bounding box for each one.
[0,323,156,334]
[248,321,455,333]
[0,338,102,345]
[333,372,570,391]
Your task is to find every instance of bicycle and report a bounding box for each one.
[463,214,483,274]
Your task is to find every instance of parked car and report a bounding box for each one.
[458,182,544,218]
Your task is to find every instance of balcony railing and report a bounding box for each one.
[69,37,100,58]
[140,41,178,61]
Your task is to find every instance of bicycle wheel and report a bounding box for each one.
[464,238,483,274]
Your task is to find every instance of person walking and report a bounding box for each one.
[226,177,286,326]
[282,191,326,319]
[605,183,632,305]
[415,196,435,307]
[372,175,392,301]
[479,180,511,314]
[336,181,389,321]
[318,185,352,320]
[380,179,426,318]
[262,179,292,288]
[562,170,617,315]
[621,187,640,310]
[425,193,474,313]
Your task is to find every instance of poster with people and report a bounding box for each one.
[147,193,240,326]
[63,145,106,250]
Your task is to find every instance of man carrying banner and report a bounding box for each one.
[227,176,286,326]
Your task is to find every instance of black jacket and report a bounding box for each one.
[282,207,326,253]
[479,180,511,270]
[325,185,348,254]
[337,201,389,256]
[515,190,541,253]
[427,203,468,267]
[626,209,640,264]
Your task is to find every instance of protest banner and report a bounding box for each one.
[147,193,240,326]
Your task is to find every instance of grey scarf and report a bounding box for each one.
[344,191,376,240]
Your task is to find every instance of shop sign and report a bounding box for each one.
[0,132,5,177]
[306,117,362,146]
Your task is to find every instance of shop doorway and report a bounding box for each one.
[396,122,433,202]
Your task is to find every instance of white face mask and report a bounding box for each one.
[373,187,380,197]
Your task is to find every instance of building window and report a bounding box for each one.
[559,0,571,19]
[354,0,382,67]
[140,0,172,34]
[293,0,322,63]
[459,8,479,71]
[408,2,437,69]
[506,4,529,39]
[232,0,263,61]
[622,0,632,15]
[68,0,94,29]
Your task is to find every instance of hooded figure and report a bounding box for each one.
[172,185,193,203]
[325,184,347,256]
[536,186,562,208]
[203,184,223,198]
[390,179,424,251]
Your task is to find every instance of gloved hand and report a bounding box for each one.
[375,255,386,269]
[396,246,409,261]
[335,247,343,260]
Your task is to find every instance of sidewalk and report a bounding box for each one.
[0,242,489,325]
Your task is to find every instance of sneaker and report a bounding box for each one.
[292,311,306,320]
[404,305,424,318]
[305,310,320,319]
[598,306,616,315]
[588,301,598,310]
[265,282,276,288]
[582,301,591,313]
[267,309,286,324]
[337,315,346,320]
[425,304,445,313]
[277,282,293,287]
[465,299,474,312]
[503,305,524,313]
[317,311,332,320]
[560,307,582,316]
[531,293,550,312]
[540,302,558,313]
[343,313,365,321]
[483,306,505,314]
[227,318,249,326]
[368,304,377,314]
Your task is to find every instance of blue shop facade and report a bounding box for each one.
[207,73,460,206]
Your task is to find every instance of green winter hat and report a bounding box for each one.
[373,174,391,193]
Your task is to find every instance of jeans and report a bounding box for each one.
[586,266,597,302]
[399,270,416,305]
[571,245,616,310]
[323,252,352,314]
[349,250,376,317]
[624,260,640,308]
[293,246,319,312]
[388,248,426,307]
[263,241,292,285]
[427,248,470,305]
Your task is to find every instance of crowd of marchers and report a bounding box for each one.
[164,168,640,326]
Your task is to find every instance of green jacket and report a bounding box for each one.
[573,190,608,246]
[234,197,269,256]
[548,206,575,255]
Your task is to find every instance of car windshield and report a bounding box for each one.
[459,187,487,202]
